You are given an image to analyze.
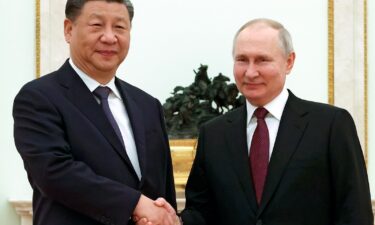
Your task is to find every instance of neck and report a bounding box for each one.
[70,58,116,85]
[88,71,115,85]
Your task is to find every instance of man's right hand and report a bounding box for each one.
[132,195,176,225]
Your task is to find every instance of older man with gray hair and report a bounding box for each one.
[140,18,373,225]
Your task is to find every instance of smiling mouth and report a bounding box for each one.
[245,82,262,86]
[97,50,117,56]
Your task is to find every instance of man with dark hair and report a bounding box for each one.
[140,18,373,225]
[13,1,177,225]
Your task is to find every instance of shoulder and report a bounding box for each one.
[17,60,75,95]
[287,91,350,117]
[115,78,161,107]
[116,78,154,99]
[286,91,356,130]
[200,105,246,130]
[16,71,60,99]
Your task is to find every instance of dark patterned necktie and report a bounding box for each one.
[93,86,124,147]
[249,107,269,205]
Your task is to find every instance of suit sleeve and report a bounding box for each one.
[180,125,218,225]
[13,86,141,225]
[329,109,373,225]
[156,99,177,209]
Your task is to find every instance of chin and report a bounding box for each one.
[244,94,266,106]
[97,61,118,70]
[243,91,263,100]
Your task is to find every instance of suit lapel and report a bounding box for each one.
[258,91,309,215]
[56,61,137,175]
[116,79,147,185]
[225,106,258,214]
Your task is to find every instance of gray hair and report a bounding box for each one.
[232,18,294,56]
[65,0,134,22]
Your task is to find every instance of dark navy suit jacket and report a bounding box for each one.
[13,60,176,225]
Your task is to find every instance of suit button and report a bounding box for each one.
[256,220,263,225]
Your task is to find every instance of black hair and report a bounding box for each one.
[65,0,134,22]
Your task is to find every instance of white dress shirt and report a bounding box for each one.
[69,59,142,179]
[246,88,289,160]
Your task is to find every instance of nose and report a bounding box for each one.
[100,27,117,44]
[245,62,259,78]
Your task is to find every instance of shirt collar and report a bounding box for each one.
[246,88,289,126]
[69,59,122,99]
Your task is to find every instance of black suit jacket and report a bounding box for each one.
[13,60,176,225]
[181,91,373,225]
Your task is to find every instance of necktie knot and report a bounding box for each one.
[254,107,268,120]
[93,86,111,100]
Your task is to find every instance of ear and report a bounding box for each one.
[64,19,73,43]
[285,52,296,75]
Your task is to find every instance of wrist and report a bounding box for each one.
[176,215,183,225]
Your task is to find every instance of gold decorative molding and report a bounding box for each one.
[36,0,40,78]
[364,0,368,162]
[169,139,197,191]
[169,139,197,211]
[328,0,334,105]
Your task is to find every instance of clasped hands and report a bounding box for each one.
[133,194,181,225]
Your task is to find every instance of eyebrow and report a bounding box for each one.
[89,13,127,22]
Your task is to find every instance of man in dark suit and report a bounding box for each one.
[13,1,177,225]
[141,18,373,225]
[180,18,373,225]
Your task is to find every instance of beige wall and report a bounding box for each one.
[41,0,328,103]
[367,0,375,196]
[0,0,35,224]
[123,1,329,102]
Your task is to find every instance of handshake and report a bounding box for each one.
[132,194,182,225]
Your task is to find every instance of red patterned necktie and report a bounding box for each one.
[249,107,269,205]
